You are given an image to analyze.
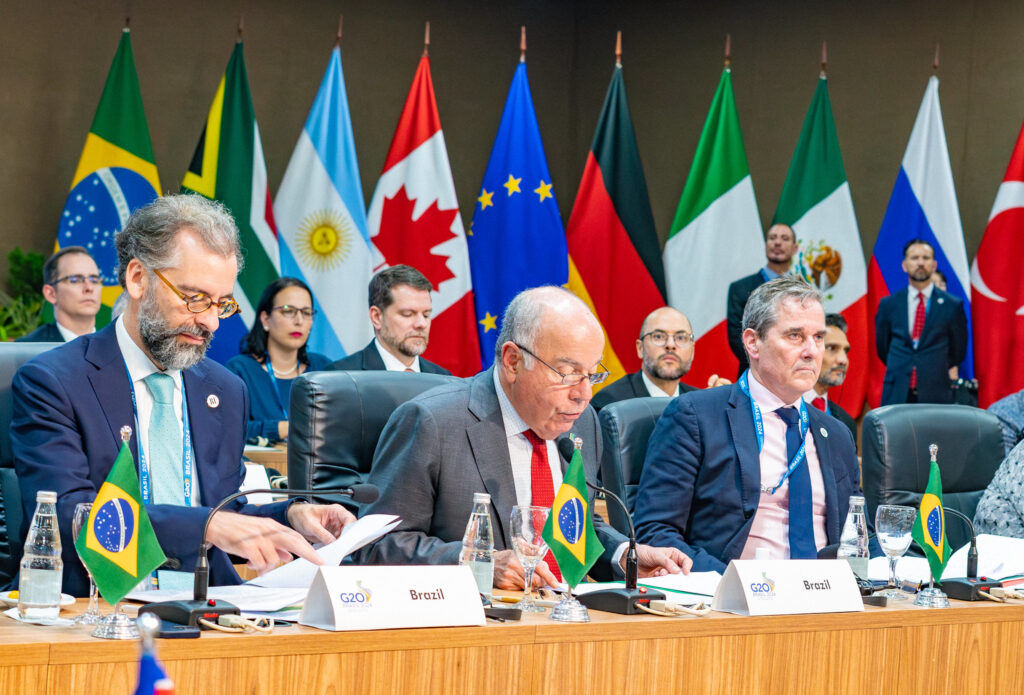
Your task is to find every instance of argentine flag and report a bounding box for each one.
[275,46,373,358]
[868,75,974,404]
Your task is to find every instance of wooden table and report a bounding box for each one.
[243,445,287,479]
[1,597,1022,694]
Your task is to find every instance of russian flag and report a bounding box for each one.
[867,75,973,406]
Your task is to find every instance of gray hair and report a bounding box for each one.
[494,286,586,362]
[742,276,822,339]
[115,194,243,287]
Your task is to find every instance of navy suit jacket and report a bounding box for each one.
[16,322,64,343]
[726,271,765,377]
[11,323,292,596]
[634,382,866,572]
[325,340,451,375]
[875,286,967,405]
[590,370,697,412]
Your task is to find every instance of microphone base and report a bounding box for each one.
[576,587,666,615]
[138,599,240,627]
[937,577,1001,602]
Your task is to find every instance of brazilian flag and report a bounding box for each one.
[911,460,949,582]
[55,27,161,327]
[75,442,165,605]
[541,440,603,589]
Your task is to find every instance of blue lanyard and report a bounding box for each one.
[263,353,299,418]
[738,370,809,495]
[125,365,195,507]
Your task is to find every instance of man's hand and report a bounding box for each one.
[627,544,693,578]
[286,502,356,545]
[493,549,559,590]
[206,511,325,573]
[706,374,732,388]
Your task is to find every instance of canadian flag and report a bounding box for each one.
[366,54,482,376]
[971,120,1024,407]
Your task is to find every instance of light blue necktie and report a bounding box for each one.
[143,372,185,506]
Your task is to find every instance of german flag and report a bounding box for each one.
[566,55,664,386]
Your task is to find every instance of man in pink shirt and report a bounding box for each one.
[634,276,869,572]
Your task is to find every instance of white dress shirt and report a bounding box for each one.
[374,337,421,372]
[906,282,934,345]
[56,319,94,342]
[641,371,680,398]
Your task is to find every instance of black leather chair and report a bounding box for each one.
[597,397,671,536]
[287,370,458,512]
[861,404,1004,554]
[0,342,62,589]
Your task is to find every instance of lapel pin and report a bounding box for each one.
[820,427,828,438]
[206,394,220,409]
[937,297,944,304]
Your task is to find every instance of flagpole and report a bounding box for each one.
[615,30,622,68]
[335,14,343,47]
[933,43,940,72]
[237,14,244,43]
[724,33,731,69]
[423,21,430,57]
[820,40,828,78]
[520,26,526,63]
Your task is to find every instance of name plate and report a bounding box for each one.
[300,565,486,631]
[711,560,864,616]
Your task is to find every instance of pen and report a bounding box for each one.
[493,596,560,608]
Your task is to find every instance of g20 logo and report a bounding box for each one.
[749,572,776,598]
[339,580,373,606]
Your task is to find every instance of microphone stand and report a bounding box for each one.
[139,485,375,626]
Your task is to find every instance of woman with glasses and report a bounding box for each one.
[227,277,329,442]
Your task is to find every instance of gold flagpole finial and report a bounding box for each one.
[120,426,132,443]
[929,443,938,462]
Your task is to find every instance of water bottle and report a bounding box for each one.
[837,495,869,580]
[458,492,494,601]
[18,490,63,621]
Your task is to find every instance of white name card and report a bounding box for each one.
[299,565,486,631]
[712,559,864,616]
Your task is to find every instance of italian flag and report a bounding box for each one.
[365,54,482,376]
[182,41,279,364]
[566,61,664,387]
[663,68,763,387]
[774,75,868,417]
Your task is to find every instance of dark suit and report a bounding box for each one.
[356,369,626,580]
[634,382,866,573]
[16,322,64,343]
[826,399,858,448]
[726,271,766,376]
[591,370,697,412]
[11,323,292,596]
[325,340,451,375]
[875,286,968,405]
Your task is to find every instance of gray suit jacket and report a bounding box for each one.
[357,369,626,580]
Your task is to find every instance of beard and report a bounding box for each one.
[138,287,213,370]
[644,352,691,381]
[818,365,847,388]
[908,267,933,282]
[379,323,427,358]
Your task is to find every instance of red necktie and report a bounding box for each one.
[910,291,925,388]
[811,397,826,412]
[522,429,562,582]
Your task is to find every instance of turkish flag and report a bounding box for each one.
[365,55,482,376]
[972,120,1024,407]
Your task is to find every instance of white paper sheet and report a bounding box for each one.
[638,571,723,597]
[240,464,275,505]
[125,585,308,612]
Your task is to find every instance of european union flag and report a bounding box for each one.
[75,441,166,605]
[468,60,568,366]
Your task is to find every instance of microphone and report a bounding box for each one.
[138,484,378,626]
[556,438,666,615]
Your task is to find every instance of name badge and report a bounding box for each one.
[300,565,486,631]
[712,559,864,616]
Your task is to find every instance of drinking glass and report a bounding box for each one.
[72,502,102,624]
[875,504,917,600]
[510,505,550,613]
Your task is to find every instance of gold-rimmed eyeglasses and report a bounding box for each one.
[152,268,240,319]
[514,343,609,386]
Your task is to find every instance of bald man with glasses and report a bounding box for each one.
[18,246,102,343]
[358,286,691,589]
[591,307,729,411]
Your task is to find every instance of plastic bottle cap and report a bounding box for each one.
[36,491,57,504]
[472,492,491,504]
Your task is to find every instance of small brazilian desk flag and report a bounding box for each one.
[911,455,949,582]
[542,438,603,588]
[75,442,166,605]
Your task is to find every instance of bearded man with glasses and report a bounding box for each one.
[357,286,692,590]
[591,306,731,412]
[17,246,102,343]
[12,194,356,597]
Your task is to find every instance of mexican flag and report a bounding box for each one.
[57,27,161,326]
[773,75,868,417]
[366,54,481,376]
[182,41,279,364]
[566,62,664,387]
[662,68,763,387]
